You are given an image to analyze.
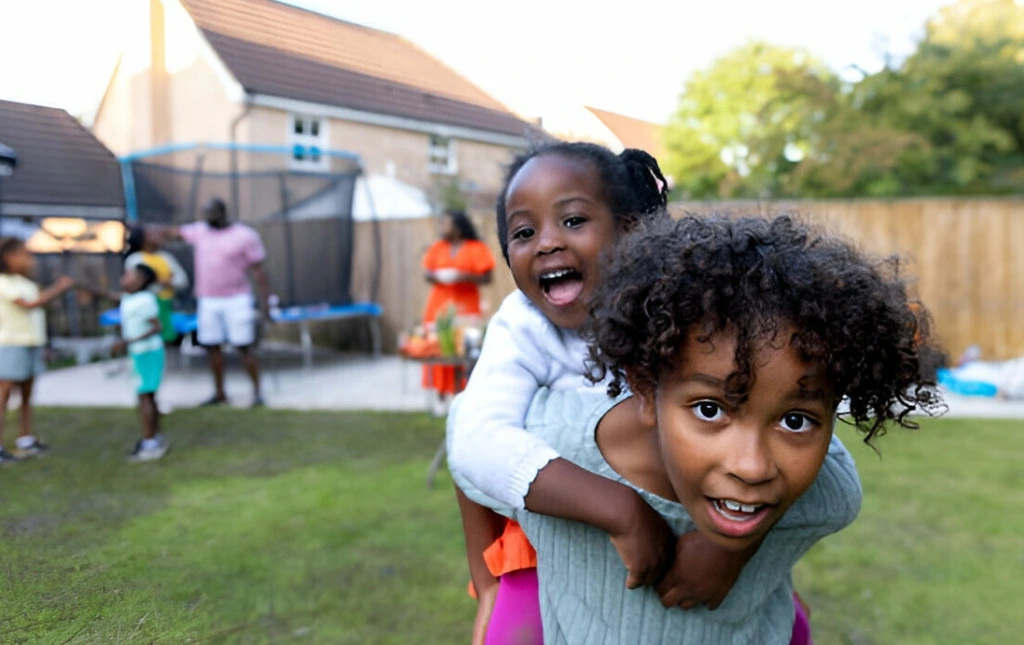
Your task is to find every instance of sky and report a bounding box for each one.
[0,0,953,124]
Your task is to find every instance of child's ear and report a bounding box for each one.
[625,370,658,427]
[635,391,658,427]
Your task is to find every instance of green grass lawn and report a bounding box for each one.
[0,409,1021,644]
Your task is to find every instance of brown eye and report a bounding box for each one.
[692,401,724,422]
[781,413,814,433]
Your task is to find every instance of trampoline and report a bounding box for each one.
[108,142,383,362]
[99,302,382,370]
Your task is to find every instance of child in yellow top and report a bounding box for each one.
[0,237,75,463]
[124,226,188,342]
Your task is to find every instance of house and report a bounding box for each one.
[0,98,125,251]
[91,0,541,211]
[539,105,665,155]
[583,106,666,160]
[0,99,126,341]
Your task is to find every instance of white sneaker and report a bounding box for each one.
[128,437,169,462]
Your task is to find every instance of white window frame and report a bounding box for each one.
[428,134,458,175]
[288,113,329,171]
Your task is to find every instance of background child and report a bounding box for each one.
[452,214,943,643]
[92,264,169,462]
[0,237,74,463]
[124,225,189,343]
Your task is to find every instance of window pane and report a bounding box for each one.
[294,117,305,135]
[310,120,320,137]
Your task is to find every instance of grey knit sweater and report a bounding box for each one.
[450,388,862,645]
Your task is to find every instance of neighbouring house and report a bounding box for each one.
[90,0,546,347]
[0,99,126,340]
[538,105,669,179]
[91,0,541,214]
[583,106,666,160]
[0,99,125,232]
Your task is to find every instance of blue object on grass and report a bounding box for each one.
[937,367,999,398]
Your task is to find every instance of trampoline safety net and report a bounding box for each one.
[127,145,378,310]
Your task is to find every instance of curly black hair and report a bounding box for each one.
[495,142,670,263]
[586,215,945,444]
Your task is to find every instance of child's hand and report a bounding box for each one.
[471,582,499,645]
[111,339,128,354]
[55,276,75,291]
[609,492,676,589]
[655,531,759,611]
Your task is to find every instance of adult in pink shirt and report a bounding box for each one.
[171,198,271,407]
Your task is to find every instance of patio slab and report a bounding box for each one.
[29,349,432,412]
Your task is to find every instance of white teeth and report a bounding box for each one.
[722,499,760,513]
[541,269,574,280]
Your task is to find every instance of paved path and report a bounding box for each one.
[31,349,431,412]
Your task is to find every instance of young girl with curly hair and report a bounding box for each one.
[451,214,943,644]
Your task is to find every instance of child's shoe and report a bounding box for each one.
[0,447,19,465]
[14,437,49,459]
[128,436,169,462]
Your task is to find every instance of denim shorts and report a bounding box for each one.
[0,346,45,382]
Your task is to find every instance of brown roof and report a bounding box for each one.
[181,0,536,138]
[0,99,124,214]
[585,106,665,158]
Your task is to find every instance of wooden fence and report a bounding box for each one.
[350,198,1024,360]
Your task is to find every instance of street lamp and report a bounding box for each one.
[0,143,17,237]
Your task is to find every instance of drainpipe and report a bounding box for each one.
[229,97,253,220]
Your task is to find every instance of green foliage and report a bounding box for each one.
[664,0,1024,198]
[663,42,837,198]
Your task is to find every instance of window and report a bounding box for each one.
[289,114,328,171]
[428,135,457,175]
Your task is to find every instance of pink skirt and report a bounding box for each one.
[484,569,543,645]
[483,569,812,645]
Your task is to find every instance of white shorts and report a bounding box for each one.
[197,294,257,347]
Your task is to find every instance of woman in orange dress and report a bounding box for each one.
[422,211,496,411]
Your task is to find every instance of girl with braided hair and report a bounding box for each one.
[448,143,858,644]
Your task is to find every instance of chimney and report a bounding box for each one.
[149,0,171,145]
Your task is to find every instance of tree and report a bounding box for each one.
[663,0,1024,198]
[854,0,1024,194]
[663,42,838,199]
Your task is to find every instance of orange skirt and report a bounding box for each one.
[468,519,537,598]
[422,364,467,396]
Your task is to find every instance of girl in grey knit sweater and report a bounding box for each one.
[452,215,943,644]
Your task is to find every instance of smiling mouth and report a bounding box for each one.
[706,497,774,538]
[538,268,584,307]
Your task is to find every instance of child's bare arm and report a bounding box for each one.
[455,486,503,597]
[113,317,162,353]
[525,459,676,589]
[656,533,761,610]
[454,487,503,645]
[14,276,74,309]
